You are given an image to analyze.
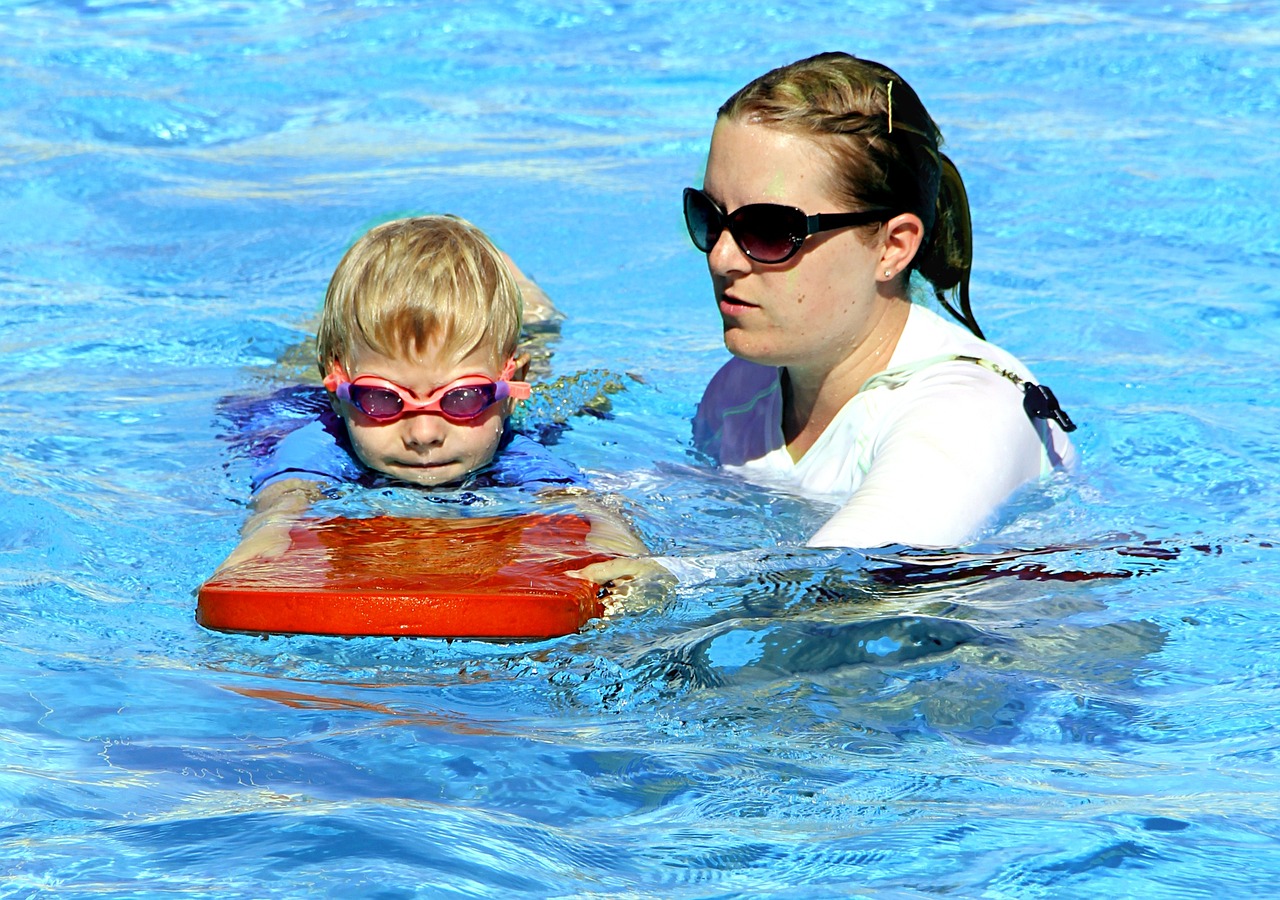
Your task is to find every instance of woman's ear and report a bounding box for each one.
[878,212,925,279]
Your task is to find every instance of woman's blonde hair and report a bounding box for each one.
[719,52,982,338]
[315,215,523,374]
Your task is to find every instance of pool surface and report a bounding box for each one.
[3,1,1280,897]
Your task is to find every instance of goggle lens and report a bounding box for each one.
[347,381,501,422]
[323,359,532,424]
[438,384,499,419]
[348,385,406,420]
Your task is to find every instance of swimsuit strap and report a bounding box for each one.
[858,354,1077,432]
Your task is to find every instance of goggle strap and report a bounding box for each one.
[506,381,532,401]
[499,358,532,402]
[322,362,346,394]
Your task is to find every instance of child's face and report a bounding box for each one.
[337,340,509,487]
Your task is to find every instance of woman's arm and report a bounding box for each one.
[810,370,1050,550]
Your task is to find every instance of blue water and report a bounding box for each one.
[3,1,1280,896]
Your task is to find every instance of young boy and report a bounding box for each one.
[217,215,645,576]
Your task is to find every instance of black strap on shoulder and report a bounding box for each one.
[953,355,1077,432]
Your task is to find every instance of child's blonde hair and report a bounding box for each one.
[315,215,523,374]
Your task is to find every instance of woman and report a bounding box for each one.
[580,52,1077,594]
[686,51,1075,551]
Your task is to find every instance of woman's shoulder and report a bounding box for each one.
[693,357,784,462]
[897,304,1035,379]
[876,304,1076,470]
[698,357,781,413]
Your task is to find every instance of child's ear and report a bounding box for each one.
[328,393,346,417]
[512,352,531,382]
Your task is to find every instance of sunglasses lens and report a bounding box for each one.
[349,385,404,420]
[439,384,497,420]
[732,205,803,263]
[683,189,804,263]
[683,189,720,252]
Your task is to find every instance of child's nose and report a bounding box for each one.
[400,411,448,450]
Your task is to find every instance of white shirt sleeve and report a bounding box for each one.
[807,363,1049,550]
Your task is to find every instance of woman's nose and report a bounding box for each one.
[707,228,751,275]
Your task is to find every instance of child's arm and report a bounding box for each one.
[568,489,649,558]
[213,477,326,573]
[533,485,647,556]
[500,251,563,329]
[568,500,674,616]
[537,485,674,614]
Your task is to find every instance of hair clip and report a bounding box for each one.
[886,79,894,133]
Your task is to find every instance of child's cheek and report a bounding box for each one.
[467,415,506,468]
[342,418,387,473]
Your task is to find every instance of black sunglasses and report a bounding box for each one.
[683,187,895,264]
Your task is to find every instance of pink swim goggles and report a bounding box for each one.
[323,358,531,423]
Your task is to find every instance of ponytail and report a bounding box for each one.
[915,153,982,339]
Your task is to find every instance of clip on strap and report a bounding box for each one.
[1022,382,1076,432]
[864,354,1079,433]
[951,355,1078,433]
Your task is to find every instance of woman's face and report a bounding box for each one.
[701,117,900,374]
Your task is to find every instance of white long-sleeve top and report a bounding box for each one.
[693,304,1077,549]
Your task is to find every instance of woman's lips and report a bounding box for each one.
[718,293,757,316]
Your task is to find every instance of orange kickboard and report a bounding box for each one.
[197,514,610,640]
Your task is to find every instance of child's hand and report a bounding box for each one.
[572,556,675,616]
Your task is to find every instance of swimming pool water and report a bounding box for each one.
[3,1,1280,896]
